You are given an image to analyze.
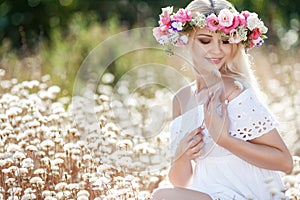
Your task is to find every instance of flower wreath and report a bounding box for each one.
[152,6,268,49]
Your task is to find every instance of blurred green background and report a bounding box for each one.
[0,0,299,96]
[1,0,299,48]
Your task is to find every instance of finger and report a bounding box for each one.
[191,141,204,155]
[189,134,202,148]
[195,126,205,134]
[185,130,197,142]
[190,141,203,154]
[192,150,203,158]
[187,126,204,142]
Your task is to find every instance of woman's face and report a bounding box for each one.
[189,28,233,76]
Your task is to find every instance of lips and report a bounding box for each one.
[206,57,223,65]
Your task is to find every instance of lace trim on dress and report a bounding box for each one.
[227,89,278,141]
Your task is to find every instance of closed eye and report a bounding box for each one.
[198,39,211,44]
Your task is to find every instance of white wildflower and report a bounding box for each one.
[21,193,36,200]
[54,153,67,159]
[40,139,55,149]
[30,177,44,184]
[27,119,40,129]
[55,182,67,191]
[63,143,74,151]
[7,196,19,200]
[5,158,14,165]
[21,158,34,168]
[67,183,80,191]
[50,165,60,173]
[116,139,133,149]
[8,166,18,173]
[5,178,16,185]
[44,197,57,200]
[34,168,46,175]
[19,168,29,176]
[42,190,52,198]
[82,154,93,161]
[13,151,26,160]
[77,196,88,200]
[0,160,6,167]
[25,145,38,152]
[48,85,61,94]
[40,157,51,166]
[53,158,64,165]
[6,143,22,152]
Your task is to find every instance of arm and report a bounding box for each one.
[168,155,194,187]
[221,128,293,174]
[168,93,204,187]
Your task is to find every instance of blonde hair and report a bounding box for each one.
[185,0,262,93]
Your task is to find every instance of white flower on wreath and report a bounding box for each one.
[158,35,169,45]
[191,12,207,28]
[162,6,173,15]
[171,21,184,31]
[179,35,189,45]
[247,13,260,31]
[168,31,180,44]
[237,26,248,41]
[258,21,268,34]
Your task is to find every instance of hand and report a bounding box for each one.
[173,126,205,162]
[204,88,230,146]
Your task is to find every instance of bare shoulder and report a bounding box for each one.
[172,83,193,119]
[222,77,245,101]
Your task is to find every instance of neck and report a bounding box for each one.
[194,72,221,93]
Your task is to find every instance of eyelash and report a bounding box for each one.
[198,39,230,45]
[199,39,210,44]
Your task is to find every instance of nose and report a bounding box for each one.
[209,38,222,54]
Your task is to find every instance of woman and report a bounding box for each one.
[151,0,293,199]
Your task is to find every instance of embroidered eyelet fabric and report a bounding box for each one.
[169,88,278,159]
[169,88,286,199]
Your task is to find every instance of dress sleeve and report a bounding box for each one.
[227,89,279,141]
[169,105,204,158]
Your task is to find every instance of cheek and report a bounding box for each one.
[222,45,233,57]
[192,44,207,56]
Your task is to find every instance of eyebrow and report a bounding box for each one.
[197,34,212,37]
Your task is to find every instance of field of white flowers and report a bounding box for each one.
[0,59,300,200]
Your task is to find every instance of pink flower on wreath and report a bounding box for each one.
[220,15,240,34]
[218,9,234,27]
[229,29,243,43]
[159,11,171,26]
[249,28,261,40]
[248,41,255,48]
[206,13,219,32]
[238,14,247,28]
[172,8,192,23]
[241,10,251,20]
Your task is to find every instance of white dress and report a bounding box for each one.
[170,88,287,200]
